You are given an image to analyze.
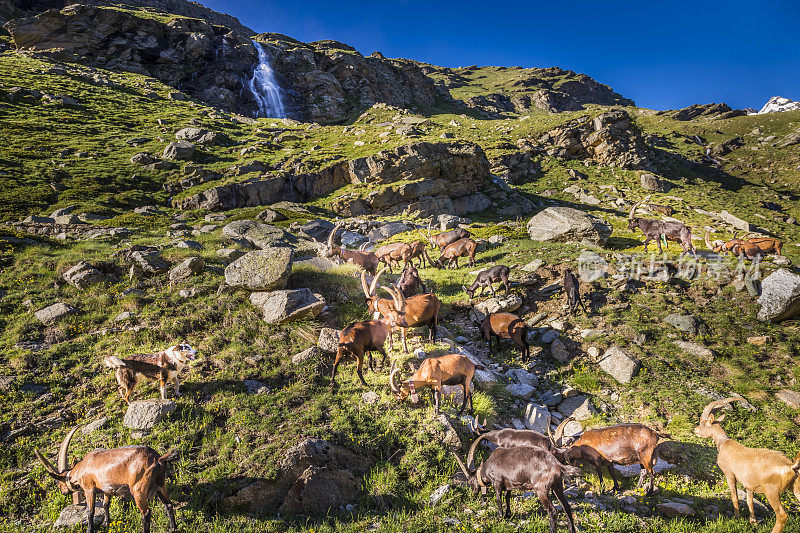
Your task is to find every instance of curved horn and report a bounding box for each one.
[553,417,573,447]
[34,448,60,476]
[427,220,433,239]
[382,285,404,313]
[705,231,713,251]
[358,242,369,252]
[628,198,644,220]
[451,451,473,478]
[700,397,743,422]
[360,271,372,299]
[476,461,486,488]
[370,267,388,297]
[467,435,487,472]
[327,224,342,249]
[389,361,401,394]
[57,427,78,473]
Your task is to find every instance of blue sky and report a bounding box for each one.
[204,0,799,110]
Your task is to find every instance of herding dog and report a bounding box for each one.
[104,343,196,403]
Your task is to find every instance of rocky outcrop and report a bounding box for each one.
[757,269,800,322]
[249,288,325,324]
[177,141,494,217]
[518,109,649,169]
[758,96,800,114]
[526,207,612,246]
[656,103,746,121]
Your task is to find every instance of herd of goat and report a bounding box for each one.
[32,212,793,533]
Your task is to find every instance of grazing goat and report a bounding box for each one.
[325,224,379,275]
[103,343,196,404]
[422,222,472,250]
[463,265,511,298]
[407,239,430,268]
[645,203,675,216]
[705,232,762,259]
[374,242,412,273]
[435,237,477,269]
[628,199,696,256]
[563,268,588,316]
[695,397,800,533]
[472,309,530,360]
[452,448,579,532]
[389,353,481,414]
[743,234,783,256]
[467,429,554,472]
[388,288,442,354]
[554,419,668,494]
[396,263,427,297]
[34,427,178,533]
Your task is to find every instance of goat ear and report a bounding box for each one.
[706,413,715,424]
[715,413,726,422]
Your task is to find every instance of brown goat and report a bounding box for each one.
[472,310,530,360]
[385,286,442,354]
[453,448,579,531]
[705,232,762,259]
[436,237,477,269]
[554,419,668,494]
[407,240,431,268]
[396,263,427,297]
[467,429,554,472]
[326,225,379,275]
[695,397,800,533]
[375,242,412,273]
[34,427,178,533]
[645,203,675,216]
[332,318,392,389]
[422,222,473,250]
[743,234,783,255]
[389,353,481,414]
[628,198,696,256]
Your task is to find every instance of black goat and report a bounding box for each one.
[563,268,588,316]
[463,265,511,298]
[453,448,579,532]
[628,199,696,256]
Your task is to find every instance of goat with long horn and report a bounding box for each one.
[325,224,380,275]
[628,197,695,256]
[34,427,179,533]
[695,397,800,533]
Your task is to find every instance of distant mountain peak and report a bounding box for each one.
[757,96,800,114]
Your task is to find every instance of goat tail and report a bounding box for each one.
[158,449,180,465]
[103,355,126,369]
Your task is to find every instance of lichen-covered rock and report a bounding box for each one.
[249,288,325,324]
[224,248,293,291]
[168,257,205,281]
[123,399,176,434]
[597,346,640,383]
[757,269,800,322]
[62,262,105,289]
[221,220,290,249]
[527,207,612,246]
[34,302,76,324]
[162,140,195,160]
[317,327,341,353]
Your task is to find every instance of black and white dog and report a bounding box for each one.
[104,343,196,403]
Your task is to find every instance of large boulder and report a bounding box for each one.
[757,269,800,322]
[640,173,672,192]
[526,207,611,246]
[473,294,522,316]
[597,346,640,383]
[523,403,550,433]
[175,127,219,145]
[123,399,176,437]
[129,249,170,276]
[224,248,293,291]
[222,220,290,249]
[168,257,205,281]
[664,313,704,335]
[317,327,341,353]
[557,395,595,421]
[162,140,195,160]
[62,262,105,289]
[34,302,76,324]
[53,503,105,529]
[249,289,325,324]
[298,219,335,243]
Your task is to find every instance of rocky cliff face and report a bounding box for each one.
[175,141,496,217]
[758,96,800,114]
[656,103,746,121]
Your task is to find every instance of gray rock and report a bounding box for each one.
[526,207,612,246]
[62,262,105,289]
[256,208,285,223]
[550,339,571,363]
[539,329,559,344]
[597,346,640,383]
[473,368,499,390]
[299,219,335,243]
[717,210,751,232]
[53,503,105,529]
[130,152,156,165]
[511,369,539,387]
[438,214,470,230]
[362,391,380,405]
[23,215,55,224]
[339,230,368,248]
[175,127,219,145]
[522,259,543,272]
[130,250,170,275]
[523,403,550,433]
[292,347,321,365]
[224,248,293,291]
[123,399,176,433]
[169,257,205,281]
[54,214,81,224]
[434,414,461,448]
[222,220,289,249]
[249,288,325,324]
[473,294,522,315]
[775,389,800,409]
[674,340,714,361]
[640,173,672,192]
[657,501,694,518]
[81,417,108,435]
[217,248,246,262]
[162,140,195,160]
[317,328,341,353]
[557,395,595,421]
[376,221,413,239]
[539,391,563,407]
[664,313,703,335]
[757,269,800,322]
[50,205,76,218]
[429,484,451,505]
[244,380,269,394]
[34,302,76,324]
[506,383,536,400]
[175,239,203,249]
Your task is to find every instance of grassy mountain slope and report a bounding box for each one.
[2,14,800,533]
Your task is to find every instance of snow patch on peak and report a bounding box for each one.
[757,96,800,114]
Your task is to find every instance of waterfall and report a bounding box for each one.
[247,40,286,119]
